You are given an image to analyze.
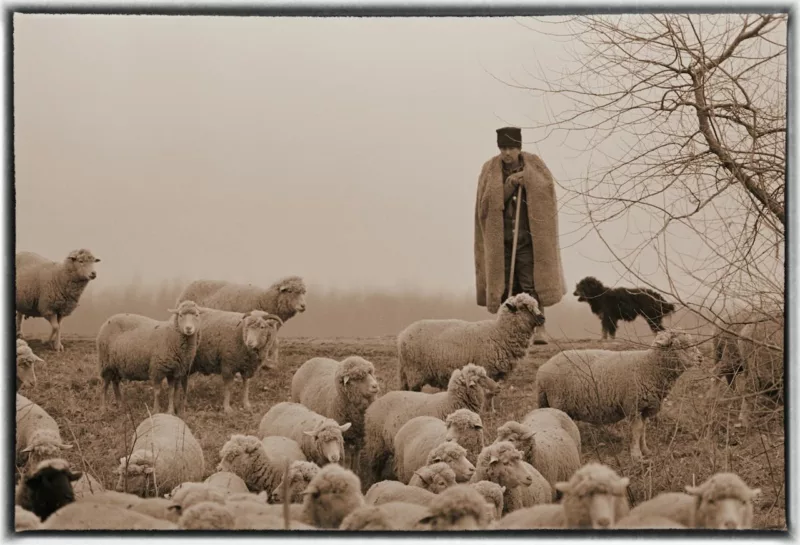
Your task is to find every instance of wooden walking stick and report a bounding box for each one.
[508,184,523,298]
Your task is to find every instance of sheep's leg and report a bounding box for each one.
[112,380,123,406]
[630,414,645,462]
[15,312,23,338]
[47,314,64,352]
[639,416,652,457]
[222,375,234,414]
[102,379,111,409]
[166,377,177,415]
[242,377,252,411]
[179,375,189,414]
[152,379,162,414]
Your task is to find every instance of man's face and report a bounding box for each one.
[499,147,521,164]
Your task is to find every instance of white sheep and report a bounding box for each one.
[216,434,307,494]
[536,329,702,462]
[393,417,476,484]
[362,363,496,487]
[180,500,315,530]
[16,394,73,470]
[626,472,761,529]
[15,505,41,531]
[469,441,550,514]
[301,463,365,529]
[16,339,43,392]
[735,312,784,428]
[97,301,203,415]
[365,480,437,507]
[495,408,581,492]
[615,513,687,529]
[114,413,205,497]
[40,501,179,530]
[291,355,381,472]
[270,460,321,503]
[72,472,105,499]
[15,249,101,352]
[396,293,545,395]
[340,502,431,531]
[407,462,457,493]
[492,462,631,529]
[415,484,493,530]
[177,275,307,324]
[470,480,505,521]
[258,402,351,467]
[190,307,283,413]
[445,409,485,464]
[203,471,250,495]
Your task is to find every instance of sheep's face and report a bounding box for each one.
[495,422,535,460]
[556,466,630,529]
[277,281,307,315]
[113,462,154,496]
[429,445,475,483]
[169,303,202,336]
[305,424,350,464]
[445,413,484,449]
[66,249,100,281]
[686,475,760,530]
[241,312,281,360]
[501,293,546,326]
[340,360,381,403]
[271,463,319,503]
[415,464,457,494]
[653,329,703,369]
[458,364,497,396]
[24,464,82,520]
[16,355,38,389]
[448,454,475,483]
[302,468,364,529]
[484,445,531,489]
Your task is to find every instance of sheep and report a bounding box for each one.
[469,441,550,514]
[445,409,485,464]
[396,293,545,395]
[178,501,236,530]
[16,394,73,470]
[415,484,493,530]
[97,300,203,415]
[216,434,307,494]
[491,462,630,529]
[393,416,475,484]
[291,355,381,472]
[16,339,42,391]
[15,458,81,521]
[177,275,307,324]
[270,460,321,504]
[203,471,250,495]
[614,513,687,529]
[114,413,205,497]
[72,472,105,499]
[365,480,437,508]
[189,307,283,413]
[40,501,179,530]
[495,408,581,492]
[15,249,101,352]
[626,472,761,529]
[301,463,365,529]
[536,328,702,462]
[258,402,351,467]
[735,312,784,428]
[340,502,431,531]
[408,462,457,494]
[362,363,496,487]
[15,505,41,531]
[469,480,505,521]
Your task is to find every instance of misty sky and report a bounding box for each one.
[13,14,765,300]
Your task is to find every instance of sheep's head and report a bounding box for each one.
[114,450,156,496]
[65,248,100,281]
[573,276,605,301]
[416,484,490,531]
[653,329,703,369]
[340,505,395,531]
[500,293,545,326]
[495,421,536,460]
[554,462,630,529]
[271,461,321,503]
[337,356,381,405]
[476,442,532,489]
[239,311,282,369]
[216,435,264,488]
[168,300,203,336]
[16,350,42,390]
[270,276,307,318]
[20,429,73,467]
[685,472,761,530]
[427,441,475,483]
[303,420,351,464]
[412,462,457,494]
[444,409,484,453]
[22,458,82,521]
[302,464,364,529]
[449,364,497,410]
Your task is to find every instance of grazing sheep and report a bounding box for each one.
[393,416,475,484]
[15,505,41,531]
[536,329,702,462]
[216,434,307,494]
[407,462,457,494]
[627,472,761,529]
[72,472,105,499]
[203,471,250,495]
[97,301,203,415]
[16,339,42,391]
[16,394,72,470]
[492,462,630,529]
[15,249,101,351]
[363,364,496,487]
[470,480,505,521]
[270,460,321,504]
[301,463,365,529]
[291,356,381,472]
[469,441,549,514]
[177,275,307,324]
[397,293,545,393]
[573,276,676,340]
[15,458,81,521]
[114,413,204,497]
[365,480,437,508]
[495,408,581,492]
[258,402,351,467]
[445,409,485,464]
[416,484,492,530]
[340,502,431,531]
[190,307,283,413]
[735,312,784,427]
[40,502,178,530]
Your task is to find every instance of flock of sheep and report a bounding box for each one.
[14,247,777,532]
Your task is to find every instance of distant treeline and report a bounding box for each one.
[19,279,715,342]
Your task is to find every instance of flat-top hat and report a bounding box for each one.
[496,126,522,148]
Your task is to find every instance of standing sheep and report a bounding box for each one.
[114,413,205,497]
[362,364,496,488]
[735,311,784,428]
[397,293,545,392]
[97,301,203,415]
[16,394,73,470]
[393,416,475,484]
[445,409,485,465]
[176,275,307,324]
[190,307,283,413]
[536,329,702,462]
[15,249,101,352]
[216,434,307,494]
[258,402,351,467]
[17,339,43,392]
[291,356,381,472]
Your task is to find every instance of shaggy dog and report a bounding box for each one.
[573,276,676,340]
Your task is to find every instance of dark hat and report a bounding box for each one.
[496,126,522,149]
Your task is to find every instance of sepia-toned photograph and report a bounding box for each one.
[9,4,789,535]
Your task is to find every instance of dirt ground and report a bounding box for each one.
[16,334,786,530]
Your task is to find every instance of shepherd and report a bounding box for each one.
[474,126,567,345]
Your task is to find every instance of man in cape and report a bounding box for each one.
[474,126,567,345]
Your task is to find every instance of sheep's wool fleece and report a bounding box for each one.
[474,151,567,311]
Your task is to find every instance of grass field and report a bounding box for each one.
[16,333,786,530]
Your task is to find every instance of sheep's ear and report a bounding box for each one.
[168,504,182,513]
[342,375,349,385]
[684,485,702,496]
[430,455,443,464]
[144,467,155,475]
[59,442,74,450]
[489,455,499,465]
[505,303,518,313]
[339,423,352,432]
[257,491,268,501]
[473,423,483,430]
[554,481,571,494]
[20,446,33,454]
[500,486,507,493]
[280,285,290,292]
[417,515,435,526]
[748,487,762,499]
[303,430,316,437]
[94,257,101,262]
[68,471,83,482]
[414,471,431,485]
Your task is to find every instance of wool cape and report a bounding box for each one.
[474,151,566,312]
